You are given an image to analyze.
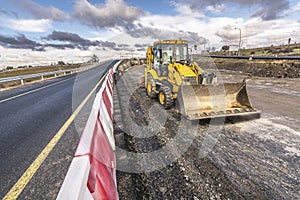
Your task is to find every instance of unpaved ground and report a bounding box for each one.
[194,56,300,78]
[114,65,300,199]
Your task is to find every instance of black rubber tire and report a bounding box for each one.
[146,75,157,99]
[158,86,174,109]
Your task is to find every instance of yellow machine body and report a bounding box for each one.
[145,39,258,120]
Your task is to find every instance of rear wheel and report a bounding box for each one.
[158,86,173,109]
[146,75,157,98]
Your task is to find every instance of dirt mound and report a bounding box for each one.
[197,58,300,78]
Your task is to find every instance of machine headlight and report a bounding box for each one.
[183,76,197,85]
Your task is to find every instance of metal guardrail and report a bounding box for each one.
[0,63,102,85]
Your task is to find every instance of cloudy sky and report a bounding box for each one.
[0,0,300,67]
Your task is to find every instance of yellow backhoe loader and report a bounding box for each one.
[145,39,258,120]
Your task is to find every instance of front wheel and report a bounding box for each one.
[158,86,174,109]
[146,75,157,98]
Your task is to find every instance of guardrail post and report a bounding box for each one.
[21,79,24,85]
[41,76,44,81]
[55,74,57,77]
[64,72,66,75]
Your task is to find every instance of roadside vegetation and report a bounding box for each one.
[0,64,83,89]
[240,43,300,56]
[216,43,300,56]
[0,64,82,79]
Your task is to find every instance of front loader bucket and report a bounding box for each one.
[176,83,258,120]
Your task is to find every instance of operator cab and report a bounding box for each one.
[153,41,189,76]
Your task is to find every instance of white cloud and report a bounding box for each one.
[0,18,52,32]
[12,0,69,21]
[291,3,300,11]
[215,17,300,48]
[136,11,244,49]
[170,1,205,17]
[1,0,300,67]
[0,46,101,67]
[88,28,124,41]
[205,4,226,13]
[178,0,290,21]
[133,2,300,50]
[73,0,144,29]
[246,20,300,47]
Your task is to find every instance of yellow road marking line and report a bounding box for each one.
[3,71,108,200]
[0,76,75,104]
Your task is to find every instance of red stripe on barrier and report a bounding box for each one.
[86,112,117,199]
[89,112,114,167]
[88,157,118,200]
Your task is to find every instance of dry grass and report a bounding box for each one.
[0,64,81,78]
[214,43,300,56]
[240,44,300,56]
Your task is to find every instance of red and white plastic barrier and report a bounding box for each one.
[57,62,120,200]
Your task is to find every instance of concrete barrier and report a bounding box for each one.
[57,61,121,200]
[56,156,93,200]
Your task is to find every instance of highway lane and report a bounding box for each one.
[0,60,117,199]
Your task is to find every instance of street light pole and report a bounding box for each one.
[235,27,241,56]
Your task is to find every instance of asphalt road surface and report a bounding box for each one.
[0,60,117,199]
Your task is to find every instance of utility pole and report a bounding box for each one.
[235,27,241,56]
